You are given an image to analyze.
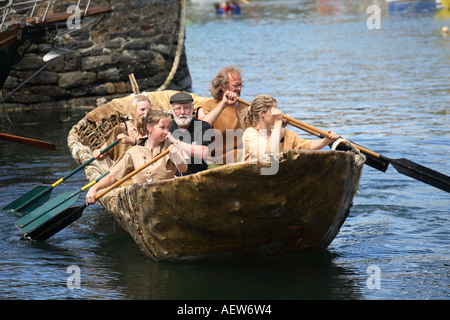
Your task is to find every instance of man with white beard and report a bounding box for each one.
[167,92,212,175]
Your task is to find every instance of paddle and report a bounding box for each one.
[0,133,56,150]
[238,98,450,193]
[3,140,119,213]
[18,149,171,241]
[16,171,110,240]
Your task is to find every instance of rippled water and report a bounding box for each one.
[1,0,449,301]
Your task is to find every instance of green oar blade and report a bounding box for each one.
[23,204,87,241]
[2,185,52,213]
[4,141,119,213]
[16,190,82,233]
[16,171,110,240]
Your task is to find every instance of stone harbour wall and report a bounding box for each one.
[2,0,191,111]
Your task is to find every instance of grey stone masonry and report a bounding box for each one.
[2,0,191,111]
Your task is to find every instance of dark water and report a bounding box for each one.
[0,0,449,301]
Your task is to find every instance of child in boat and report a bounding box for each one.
[92,93,152,163]
[86,109,188,205]
[240,94,340,162]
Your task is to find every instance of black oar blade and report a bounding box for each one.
[388,158,450,193]
[3,185,52,213]
[22,204,87,241]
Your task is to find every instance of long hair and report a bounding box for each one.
[240,94,277,129]
[209,66,242,100]
[137,109,170,136]
[128,93,152,117]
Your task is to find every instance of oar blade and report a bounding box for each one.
[22,204,87,241]
[389,158,450,193]
[16,190,81,233]
[2,185,52,213]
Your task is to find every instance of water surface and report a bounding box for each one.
[0,0,449,300]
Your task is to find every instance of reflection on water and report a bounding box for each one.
[1,0,449,300]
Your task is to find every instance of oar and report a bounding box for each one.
[0,133,56,150]
[18,149,171,241]
[16,171,110,240]
[238,98,450,193]
[283,114,450,193]
[281,113,391,171]
[3,140,119,213]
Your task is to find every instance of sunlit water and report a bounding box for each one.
[0,0,449,301]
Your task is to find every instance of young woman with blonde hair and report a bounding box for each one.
[241,94,340,162]
[93,94,152,163]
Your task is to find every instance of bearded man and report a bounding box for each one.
[167,91,212,175]
[195,67,247,164]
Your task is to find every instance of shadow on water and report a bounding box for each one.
[1,204,364,300]
[90,226,364,300]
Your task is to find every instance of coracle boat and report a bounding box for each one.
[67,90,365,261]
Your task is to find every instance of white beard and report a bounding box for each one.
[173,110,193,128]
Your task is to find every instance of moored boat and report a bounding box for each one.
[67,90,365,261]
[386,0,438,12]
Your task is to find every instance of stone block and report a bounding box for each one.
[98,68,122,82]
[82,55,114,71]
[58,71,97,89]
[114,82,127,93]
[105,82,116,94]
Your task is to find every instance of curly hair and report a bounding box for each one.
[240,94,277,129]
[209,66,242,100]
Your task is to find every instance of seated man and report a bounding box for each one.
[167,92,213,175]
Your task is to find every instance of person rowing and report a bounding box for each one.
[86,109,188,205]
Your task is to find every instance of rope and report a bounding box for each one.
[331,138,366,169]
[156,0,186,91]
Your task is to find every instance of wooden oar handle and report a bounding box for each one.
[0,133,56,150]
[238,98,329,136]
[95,149,170,200]
[53,140,120,188]
[238,98,380,159]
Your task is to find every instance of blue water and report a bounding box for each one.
[0,0,449,301]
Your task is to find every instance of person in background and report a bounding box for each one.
[93,94,152,163]
[86,109,187,205]
[240,94,340,162]
[231,1,241,14]
[166,92,212,175]
[214,2,226,14]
